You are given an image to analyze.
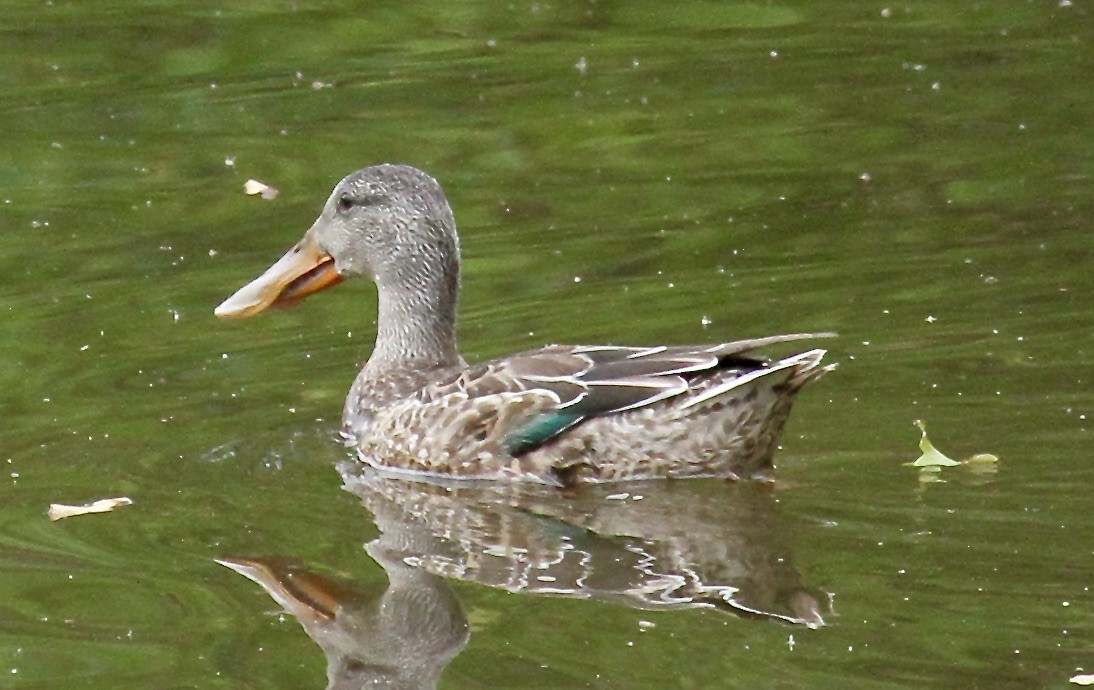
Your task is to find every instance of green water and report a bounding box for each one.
[2,1,1091,687]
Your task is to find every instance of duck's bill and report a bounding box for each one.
[215,233,343,319]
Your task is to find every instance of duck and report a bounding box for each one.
[216,164,835,485]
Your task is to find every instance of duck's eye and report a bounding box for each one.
[337,194,354,212]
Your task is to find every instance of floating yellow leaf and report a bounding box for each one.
[48,497,133,521]
[912,420,961,467]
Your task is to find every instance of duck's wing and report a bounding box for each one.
[421,333,833,456]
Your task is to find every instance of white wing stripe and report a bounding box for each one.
[627,345,667,358]
[584,378,681,389]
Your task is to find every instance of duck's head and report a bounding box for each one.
[215,164,459,319]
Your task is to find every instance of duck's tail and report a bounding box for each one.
[681,348,835,410]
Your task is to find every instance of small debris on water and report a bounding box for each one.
[48,497,132,522]
[244,179,279,200]
[912,420,960,467]
[911,420,999,470]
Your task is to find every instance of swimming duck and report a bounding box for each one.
[216,164,834,485]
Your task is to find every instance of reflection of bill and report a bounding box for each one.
[217,554,468,690]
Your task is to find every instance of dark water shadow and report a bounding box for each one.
[220,465,828,688]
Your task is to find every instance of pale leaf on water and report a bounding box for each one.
[243,179,279,200]
[48,497,133,522]
[911,421,1001,470]
[912,420,961,467]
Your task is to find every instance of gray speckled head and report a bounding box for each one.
[315,164,460,286]
[216,164,463,369]
[310,165,464,371]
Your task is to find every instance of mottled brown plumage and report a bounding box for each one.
[217,164,835,484]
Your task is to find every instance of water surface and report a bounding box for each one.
[1,1,1091,688]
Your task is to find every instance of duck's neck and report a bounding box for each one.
[365,266,461,374]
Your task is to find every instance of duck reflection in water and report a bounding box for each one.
[220,467,828,689]
[217,550,469,690]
